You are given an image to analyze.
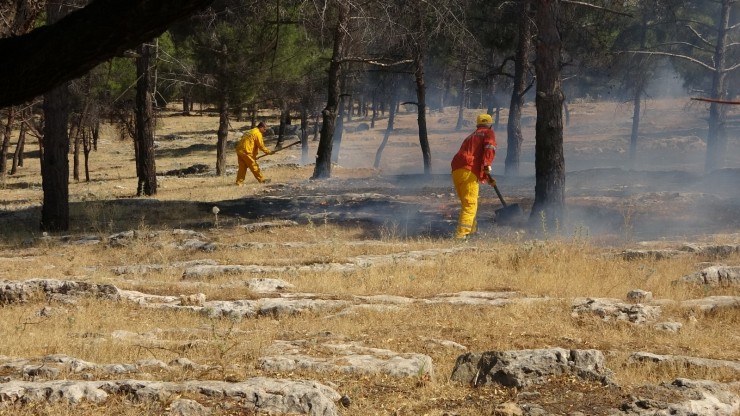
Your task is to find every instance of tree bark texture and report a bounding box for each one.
[313,0,350,179]
[40,0,71,232]
[410,0,432,174]
[11,113,27,175]
[530,0,565,229]
[374,88,398,169]
[0,108,14,186]
[0,0,215,107]
[505,0,531,177]
[705,0,731,172]
[135,42,157,195]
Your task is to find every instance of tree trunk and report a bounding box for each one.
[300,106,309,164]
[72,117,80,181]
[331,95,345,163]
[277,107,288,147]
[455,58,468,131]
[0,108,14,186]
[40,0,70,232]
[215,42,229,177]
[11,111,27,175]
[505,0,531,177]
[705,0,731,172]
[215,93,229,176]
[530,0,565,229]
[374,88,397,169]
[83,127,91,182]
[135,42,157,195]
[412,0,432,174]
[313,0,349,179]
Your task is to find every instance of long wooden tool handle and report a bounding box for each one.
[493,184,508,207]
[256,141,301,160]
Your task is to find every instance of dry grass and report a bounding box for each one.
[0,99,738,415]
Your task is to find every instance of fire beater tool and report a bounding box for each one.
[489,175,523,223]
[257,141,301,160]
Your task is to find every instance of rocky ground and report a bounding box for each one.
[0,97,738,415]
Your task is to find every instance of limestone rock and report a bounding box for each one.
[629,352,740,373]
[675,266,740,286]
[616,378,740,416]
[0,279,120,305]
[572,297,661,324]
[0,378,341,416]
[259,340,434,379]
[450,348,613,388]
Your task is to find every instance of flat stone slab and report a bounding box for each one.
[181,247,472,279]
[571,297,661,324]
[681,243,740,258]
[0,354,209,379]
[450,348,613,388]
[618,378,740,416]
[259,340,434,379]
[0,378,340,416]
[629,352,740,373]
[675,266,740,286]
[678,296,740,311]
[241,220,300,232]
[0,279,119,305]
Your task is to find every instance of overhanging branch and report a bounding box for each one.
[561,0,633,17]
[617,50,715,71]
[340,57,414,67]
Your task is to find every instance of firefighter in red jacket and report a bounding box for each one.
[450,114,497,239]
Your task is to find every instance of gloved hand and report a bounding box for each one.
[265,150,273,155]
[487,175,496,187]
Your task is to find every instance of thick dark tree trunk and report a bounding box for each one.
[313,0,349,179]
[705,0,731,172]
[135,42,157,195]
[40,1,70,232]
[215,93,229,176]
[505,0,531,177]
[530,0,565,229]
[412,0,432,174]
[414,54,431,174]
[215,42,229,177]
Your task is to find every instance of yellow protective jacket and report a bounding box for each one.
[236,127,269,157]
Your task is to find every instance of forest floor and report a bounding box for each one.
[0,97,738,415]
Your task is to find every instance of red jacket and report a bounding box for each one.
[451,127,497,182]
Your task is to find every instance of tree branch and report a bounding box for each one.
[617,50,715,71]
[340,57,414,67]
[0,0,215,107]
[561,0,633,17]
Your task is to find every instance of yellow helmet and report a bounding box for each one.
[476,114,493,126]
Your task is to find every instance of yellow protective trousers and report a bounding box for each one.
[236,150,265,184]
[452,168,480,238]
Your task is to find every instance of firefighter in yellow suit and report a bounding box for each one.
[451,114,497,239]
[235,122,272,185]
